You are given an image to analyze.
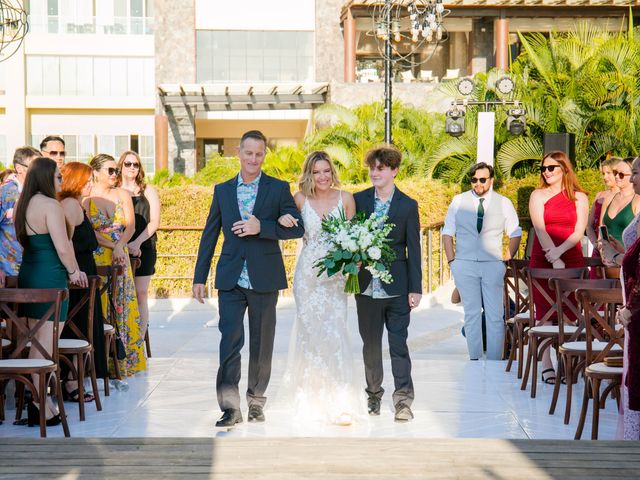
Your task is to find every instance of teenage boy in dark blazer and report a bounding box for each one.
[354,146,422,422]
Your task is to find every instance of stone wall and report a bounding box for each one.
[154,0,197,175]
[315,0,345,83]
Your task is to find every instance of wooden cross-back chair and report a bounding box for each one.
[520,267,588,398]
[574,288,624,440]
[96,264,125,396]
[504,259,530,376]
[0,288,70,437]
[548,277,620,424]
[58,275,103,421]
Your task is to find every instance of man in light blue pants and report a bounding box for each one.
[443,163,521,360]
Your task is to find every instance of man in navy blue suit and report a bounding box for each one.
[193,130,304,427]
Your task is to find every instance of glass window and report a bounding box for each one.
[63,134,78,162]
[27,57,44,95]
[42,57,60,95]
[139,135,154,173]
[197,30,313,83]
[98,135,115,156]
[110,58,127,96]
[93,57,110,95]
[115,135,130,157]
[142,57,154,95]
[127,58,144,96]
[76,57,93,95]
[60,57,77,95]
[78,135,94,162]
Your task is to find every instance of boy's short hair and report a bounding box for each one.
[364,146,402,170]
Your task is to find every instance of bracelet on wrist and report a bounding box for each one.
[67,269,77,276]
[448,258,455,265]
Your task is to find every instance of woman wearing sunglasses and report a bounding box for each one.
[586,157,620,278]
[116,151,160,351]
[85,154,146,385]
[528,151,588,384]
[599,157,640,248]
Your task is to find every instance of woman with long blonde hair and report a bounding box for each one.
[276,151,361,426]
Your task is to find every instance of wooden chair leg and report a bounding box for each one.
[77,354,86,422]
[517,324,526,379]
[145,329,151,358]
[54,372,70,438]
[549,352,564,415]
[88,352,102,411]
[521,334,533,391]
[14,381,25,421]
[103,335,111,396]
[531,336,540,398]
[506,326,517,372]
[111,336,122,380]
[575,377,590,440]
[564,354,575,425]
[591,377,602,440]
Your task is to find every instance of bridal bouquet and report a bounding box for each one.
[314,210,396,294]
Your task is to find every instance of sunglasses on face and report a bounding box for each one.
[613,170,632,180]
[470,177,489,184]
[44,150,65,157]
[123,161,140,169]
[104,167,120,176]
[540,165,561,173]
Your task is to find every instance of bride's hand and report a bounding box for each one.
[278,214,299,228]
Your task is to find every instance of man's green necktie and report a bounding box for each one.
[477,198,485,233]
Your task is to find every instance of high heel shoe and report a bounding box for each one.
[27,401,62,427]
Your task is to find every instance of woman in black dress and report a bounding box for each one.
[116,151,160,342]
[59,162,107,400]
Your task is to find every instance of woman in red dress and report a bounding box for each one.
[528,151,589,383]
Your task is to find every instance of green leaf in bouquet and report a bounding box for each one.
[344,262,359,275]
[333,250,343,261]
[375,262,386,271]
[324,259,336,269]
[328,264,342,276]
[353,253,360,263]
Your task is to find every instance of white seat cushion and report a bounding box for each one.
[103,323,114,332]
[0,358,55,368]
[59,339,90,349]
[1,338,10,348]
[586,362,623,375]
[529,325,579,334]
[561,341,623,352]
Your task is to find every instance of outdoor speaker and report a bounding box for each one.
[543,133,575,165]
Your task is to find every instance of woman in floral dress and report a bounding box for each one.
[85,154,146,381]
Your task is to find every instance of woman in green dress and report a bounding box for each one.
[14,157,88,425]
[600,157,640,246]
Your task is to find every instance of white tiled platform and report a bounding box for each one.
[0,289,621,439]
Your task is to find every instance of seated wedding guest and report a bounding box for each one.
[586,157,619,278]
[600,157,640,245]
[116,151,160,344]
[59,162,108,400]
[40,136,66,169]
[599,155,640,440]
[443,162,521,361]
[528,151,588,384]
[0,168,13,183]
[0,147,40,277]
[14,157,87,426]
[85,154,146,385]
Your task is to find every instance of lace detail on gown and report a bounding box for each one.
[277,194,364,425]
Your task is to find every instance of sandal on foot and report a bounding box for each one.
[63,388,95,403]
[541,368,556,385]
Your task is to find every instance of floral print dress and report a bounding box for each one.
[88,198,146,377]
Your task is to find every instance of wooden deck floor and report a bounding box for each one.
[1,438,639,479]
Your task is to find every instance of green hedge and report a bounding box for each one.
[151,169,604,298]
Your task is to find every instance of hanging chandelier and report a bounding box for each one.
[0,1,28,62]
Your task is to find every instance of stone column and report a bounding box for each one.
[315,0,345,83]
[154,0,196,175]
[494,14,509,71]
[343,8,356,82]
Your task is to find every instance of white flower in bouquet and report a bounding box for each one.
[367,246,381,260]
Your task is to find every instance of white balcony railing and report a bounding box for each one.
[28,15,154,36]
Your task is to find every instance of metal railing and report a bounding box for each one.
[154,224,452,297]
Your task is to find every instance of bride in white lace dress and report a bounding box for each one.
[277,151,363,426]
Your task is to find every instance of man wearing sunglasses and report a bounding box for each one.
[0,146,41,277]
[442,162,521,361]
[40,135,66,169]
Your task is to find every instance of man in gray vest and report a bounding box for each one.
[442,162,521,360]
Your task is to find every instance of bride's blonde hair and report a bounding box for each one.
[298,151,341,197]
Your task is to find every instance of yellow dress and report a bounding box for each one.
[88,198,146,376]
